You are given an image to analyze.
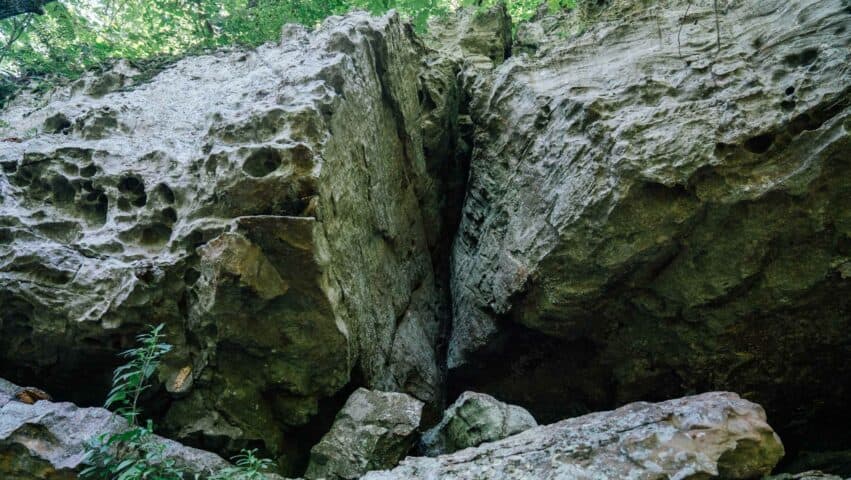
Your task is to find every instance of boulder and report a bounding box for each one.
[448,0,851,454]
[304,388,423,480]
[0,10,452,472]
[766,472,848,480]
[0,379,231,479]
[363,392,784,480]
[420,391,536,456]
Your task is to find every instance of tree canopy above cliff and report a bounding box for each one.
[0,0,574,80]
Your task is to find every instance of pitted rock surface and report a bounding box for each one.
[0,11,451,472]
[447,0,851,450]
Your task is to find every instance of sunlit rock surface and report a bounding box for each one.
[447,0,851,456]
[0,11,451,473]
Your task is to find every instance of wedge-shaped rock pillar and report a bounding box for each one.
[0,11,448,472]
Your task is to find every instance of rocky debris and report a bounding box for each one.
[363,392,784,480]
[0,379,231,479]
[419,391,536,456]
[767,472,849,480]
[0,10,452,473]
[448,0,851,454]
[304,388,423,480]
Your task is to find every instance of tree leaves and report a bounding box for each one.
[0,1,577,83]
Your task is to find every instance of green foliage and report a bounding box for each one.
[80,324,183,480]
[211,449,276,480]
[0,1,585,84]
[81,324,277,480]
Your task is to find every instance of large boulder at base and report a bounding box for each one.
[0,10,453,473]
[767,473,848,480]
[363,392,784,480]
[419,391,536,456]
[0,379,231,479]
[304,388,423,480]
[448,0,851,453]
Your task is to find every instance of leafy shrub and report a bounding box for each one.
[81,324,276,480]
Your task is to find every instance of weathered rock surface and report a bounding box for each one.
[767,472,849,480]
[448,0,851,455]
[419,391,536,457]
[0,378,231,479]
[0,10,452,473]
[363,392,784,480]
[304,388,423,480]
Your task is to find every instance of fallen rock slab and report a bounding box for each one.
[305,388,424,480]
[420,391,536,456]
[363,392,784,480]
[0,379,230,479]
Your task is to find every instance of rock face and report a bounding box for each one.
[364,392,784,480]
[767,473,849,480]
[0,10,452,473]
[420,391,536,456]
[304,388,423,480]
[0,379,231,479]
[448,0,851,454]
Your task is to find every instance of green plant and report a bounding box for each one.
[81,324,277,480]
[212,449,276,480]
[80,323,183,480]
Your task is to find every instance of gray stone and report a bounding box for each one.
[448,0,851,444]
[0,10,450,472]
[363,392,784,480]
[305,388,423,480]
[766,472,847,480]
[0,379,231,479]
[426,3,512,70]
[420,391,536,456]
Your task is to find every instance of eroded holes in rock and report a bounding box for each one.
[743,133,775,154]
[79,164,97,177]
[43,114,72,134]
[131,192,148,207]
[161,207,178,225]
[784,48,819,67]
[49,176,75,205]
[785,86,796,96]
[117,197,132,211]
[140,223,172,245]
[81,190,108,222]
[243,148,282,177]
[289,144,314,171]
[155,183,176,204]
[0,228,13,244]
[118,175,145,195]
[1,161,16,173]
